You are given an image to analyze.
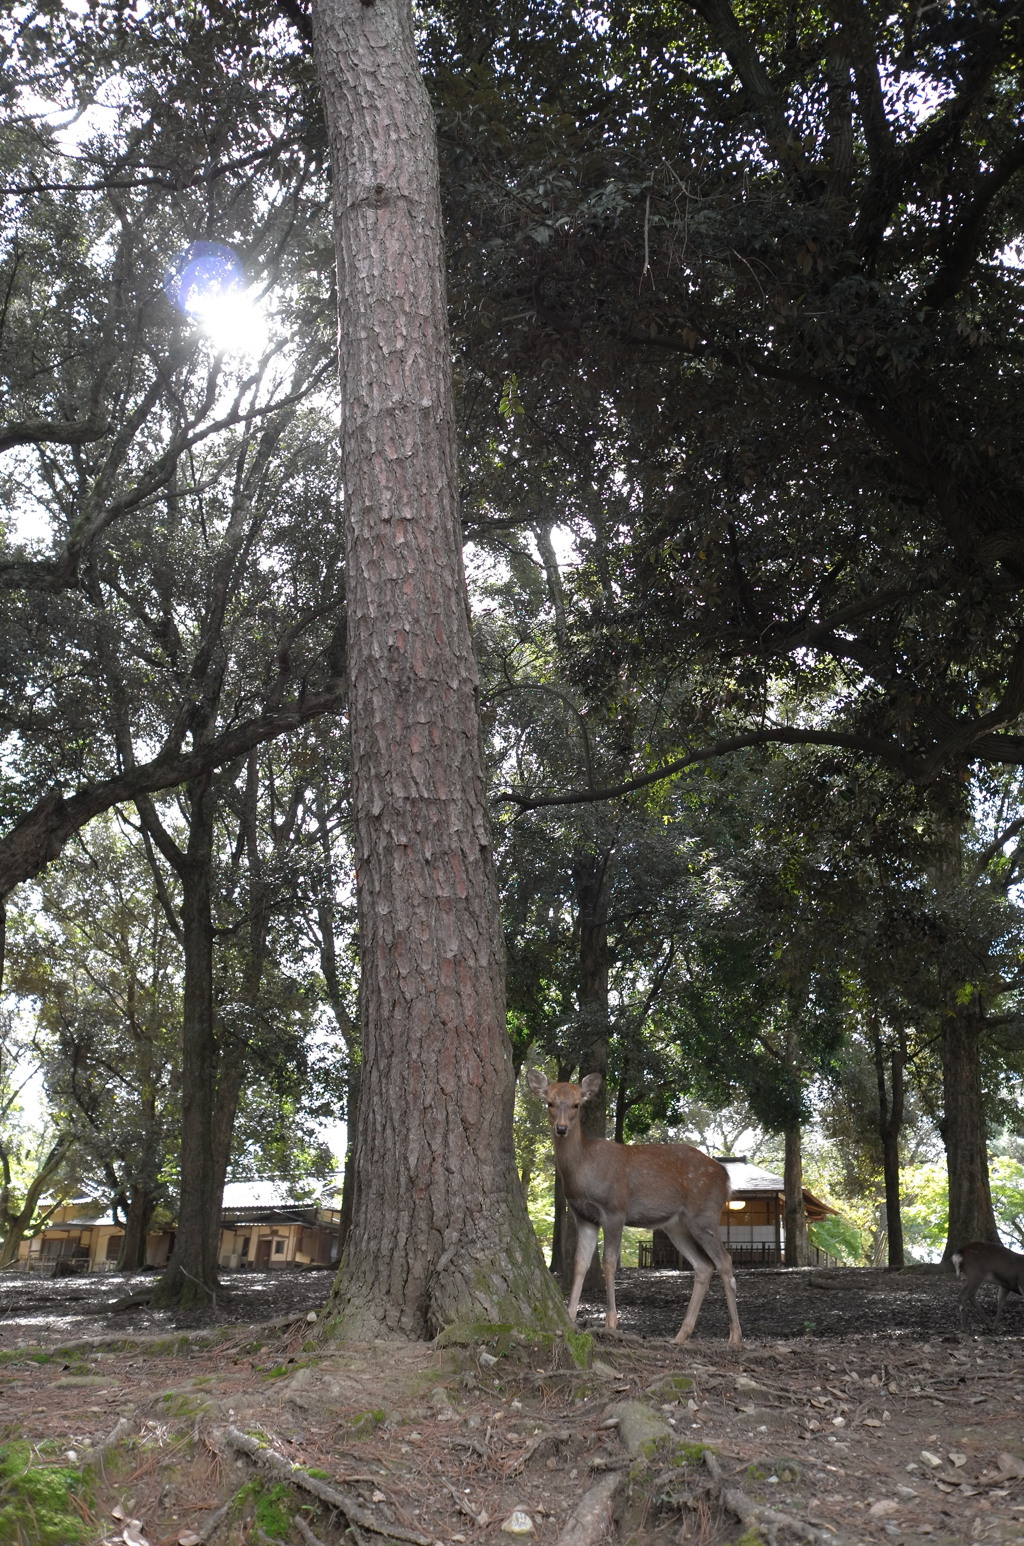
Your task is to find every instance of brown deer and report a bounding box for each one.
[527,1070,742,1347]
[952,1240,1024,1330]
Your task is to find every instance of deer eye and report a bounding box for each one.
[572,1103,580,1110]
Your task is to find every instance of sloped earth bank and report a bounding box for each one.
[1,1266,1023,1546]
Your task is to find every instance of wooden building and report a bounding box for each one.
[217,1181,341,1271]
[18,1180,341,1274]
[16,1200,173,1274]
[638,1157,837,1269]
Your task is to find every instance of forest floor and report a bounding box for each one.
[1,1264,1023,1546]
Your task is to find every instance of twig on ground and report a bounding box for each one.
[221,1425,433,1546]
[81,1414,133,1475]
[438,1474,489,1526]
[293,1515,332,1546]
[702,1449,841,1545]
[194,1500,233,1543]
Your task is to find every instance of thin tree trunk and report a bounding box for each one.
[941,1000,999,1261]
[152,775,219,1307]
[783,1124,809,1267]
[614,1060,628,1145]
[118,1187,158,1271]
[564,853,611,1299]
[116,1075,166,1271]
[336,1065,359,1255]
[312,789,360,1246]
[549,1058,573,1277]
[313,0,565,1340]
[208,1054,246,1273]
[870,1015,906,1268]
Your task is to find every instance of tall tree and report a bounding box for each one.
[432,0,1024,796]
[8,817,181,1271]
[0,1,344,961]
[311,0,564,1339]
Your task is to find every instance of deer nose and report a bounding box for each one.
[555,1123,568,1136]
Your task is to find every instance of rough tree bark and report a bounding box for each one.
[312,0,565,1339]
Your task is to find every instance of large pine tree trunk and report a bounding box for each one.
[941,1001,999,1261]
[313,0,565,1340]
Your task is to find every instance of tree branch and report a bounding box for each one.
[0,418,110,454]
[0,677,346,906]
[497,718,1024,812]
[923,138,1024,309]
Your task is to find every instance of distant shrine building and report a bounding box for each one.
[638,1158,837,1269]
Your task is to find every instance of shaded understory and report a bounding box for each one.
[0,1266,1021,1546]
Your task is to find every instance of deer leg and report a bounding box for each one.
[959,1281,988,1329]
[667,1218,743,1349]
[959,1286,977,1335]
[704,1239,742,1349]
[662,1220,714,1344]
[993,1285,1007,1332]
[958,1274,980,1328]
[601,1222,623,1330]
[566,1219,599,1322]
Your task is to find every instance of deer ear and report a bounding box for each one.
[579,1073,603,1099]
[526,1068,548,1098]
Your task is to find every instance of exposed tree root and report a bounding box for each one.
[221,1424,434,1546]
[553,1471,625,1546]
[703,1450,841,1545]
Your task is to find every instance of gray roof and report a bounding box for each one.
[718,1158,836,1216]
[718,1159,784,1193]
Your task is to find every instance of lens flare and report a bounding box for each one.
[166,240,245,316]
[165,241,268,354]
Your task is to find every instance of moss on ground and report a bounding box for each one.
[345,1408,385,1438]
[673,1440,713,1466]
[436,1319,592,1369]
[159,1389,213,1420]
[0,1438,91,1546]
[234,1477,313,1539]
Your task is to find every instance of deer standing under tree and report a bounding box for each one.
[528,1070,743,1347]
[952,1240,1024,1330]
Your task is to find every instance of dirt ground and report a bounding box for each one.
[1,1264,1023,1546]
